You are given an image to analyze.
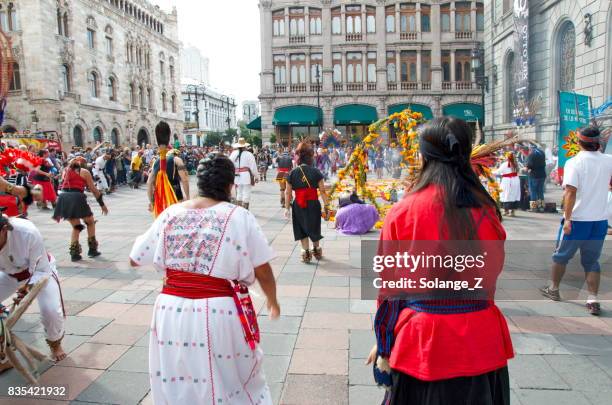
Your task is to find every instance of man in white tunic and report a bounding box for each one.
[229,138,259,210]
[0,215,66,365]
[93,150,111,193]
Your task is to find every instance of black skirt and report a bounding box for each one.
[291,200,323,242]
[53,191,93,220]
[385,367,510,405]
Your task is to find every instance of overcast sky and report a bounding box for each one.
[152,0,261,107]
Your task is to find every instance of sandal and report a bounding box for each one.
[301,249,312,264]
[313,247,323,261]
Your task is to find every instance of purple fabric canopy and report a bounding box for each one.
[335,203,380,235]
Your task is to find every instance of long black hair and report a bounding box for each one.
[412,117,500,239]
[196,154,235,202]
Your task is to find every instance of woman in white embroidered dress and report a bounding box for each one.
[130,154,280,405]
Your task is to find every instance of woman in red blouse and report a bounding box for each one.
[368,117,514,405]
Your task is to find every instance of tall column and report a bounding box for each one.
[305,51,311,87]
[340,5,346,36]
[416,4,421,32]
[450,50,456,82]
[341,52,347,85]
[284,7,290,35]
[395,5,400,33]
[450,2,455,32]
[376,2,387,91]
[305,7,310,38]
[470,2,476,33]
[260,3,274,96]
[285,55,291,87]
[361,8,366,35]
[362,51,367,84]
[416,50,422,82]
[396,51,401,82]
[431,3,442,91]
[322,4,333,92]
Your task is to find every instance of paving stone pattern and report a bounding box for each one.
[0,179,610,404]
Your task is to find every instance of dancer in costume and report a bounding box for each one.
[92,148,112,194]
[368,117,513,405]
[275,147,294,207]
[284,142,329,263]
[31,149,57,210]
[229,138,258,209]
[149,122,179,217]
[53,157,109,262]
[130,154,280,405]
[148,148,190,208]
[494,152,521,217]
[0,213,66,369]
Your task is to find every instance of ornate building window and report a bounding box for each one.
[273,55,286,84]
[332,7,341,34]
[309,8,322,35]
[385,6,395,33]
[93,127,103,143]
[505,52,515,122]
[57,2,69,36]
[476,3,484,31]
[421,5,431,32]
[367,52,377,83]
[558,22,576,92]
[272,10,285,36]
[455,2,471,32]
[333,53,342,83]
[61,64,71,92]
[171,95,177,113]
[88,71,99,97]
[139,86,145,108]
[386,51,396,83]
[108,76,117,101]
[9,62,20,90]
[162,92,167,112]
[169,57,175,81]
[105,26,113,57]
[441,4,450,32]
[147,88,153,109]
[129,83,136,106]
[86,16,97,49]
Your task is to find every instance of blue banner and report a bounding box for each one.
[558,91,590,171]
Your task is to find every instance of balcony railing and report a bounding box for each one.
[309,84,322,92]
[345,33,363,42]
[387,82,398,91]
[367,83,377,91]
[289,35,306,44]
[455,31,473,39]
[290,84,307,93]
[455,81,473,90]
[400,32,418,40]
[442,82,452,90]
[274,85,287,93]
[333,83,344,91]
[400,81,418,90]
[421,82,431,90]
[346,83,363,91]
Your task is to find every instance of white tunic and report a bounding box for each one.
[229,150,259,186]
[130,202,275,405]
[494,162,521,203]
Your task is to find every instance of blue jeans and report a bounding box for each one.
[528,177,545,200]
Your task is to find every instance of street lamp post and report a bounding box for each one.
[471,46,489,133]
[315,64,322,135]
[224,96,234,142]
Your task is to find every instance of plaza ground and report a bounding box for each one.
[1,175,611,405]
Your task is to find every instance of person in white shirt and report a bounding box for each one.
[0,216,66,363]
[229,138,259,210]
[92,150,111,193]
[541,126,612,315]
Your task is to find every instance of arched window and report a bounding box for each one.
[73,126,84,147]
[111,129,119,146]
[63,12,69,36]
[57,8,63,35]
[171,95,177,113]
[147,88,153,109]
[61,64,71,92]
[108,76,117,101]
[88,71,98,97]
[162,92,167,112]
[93,127,102,143]
[169,57,175,81]
[129,83,135,106]
[505,52,515,122]
[346,16,354,34]
[105,26,113,57]
[9,62,20,91]
[139,86,144,108]
[558,22,576,92]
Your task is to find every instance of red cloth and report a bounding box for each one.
[294,187,318,208]
[277,168,290,173]
[380,185,514,381]
[501,172,518,178]
[32,180,57,203]
[0,194,22,217]
[60,169,87,192]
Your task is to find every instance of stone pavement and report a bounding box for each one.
[0,177,611,405]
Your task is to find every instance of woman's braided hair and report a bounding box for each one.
[196,153,235,202]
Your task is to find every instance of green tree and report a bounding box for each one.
[269,133,277,144]
[224,128,238,144]
[204,131,222,146]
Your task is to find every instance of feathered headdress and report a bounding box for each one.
[0,149,43,176]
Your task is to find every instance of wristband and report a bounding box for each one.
[97,195,105,207]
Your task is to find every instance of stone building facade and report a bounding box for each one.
[483,0,612,145]
[181,82,237,146]
[242,100,260,123]
[3,0,183,149]
[259,0,486,145]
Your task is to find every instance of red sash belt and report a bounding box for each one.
[277,168,290,173]
[235,167,249,173]
[162,269,260,350]
[502,172,518,178]
[294,188,318,209]
[9,269,31,282]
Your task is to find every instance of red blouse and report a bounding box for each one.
[380,185,514,381]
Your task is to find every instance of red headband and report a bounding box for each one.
[576,132,600,143]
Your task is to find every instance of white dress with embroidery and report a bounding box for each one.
[130,202,275,405]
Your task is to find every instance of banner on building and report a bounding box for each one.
[512,0,529,118]
[557,91,591,173]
